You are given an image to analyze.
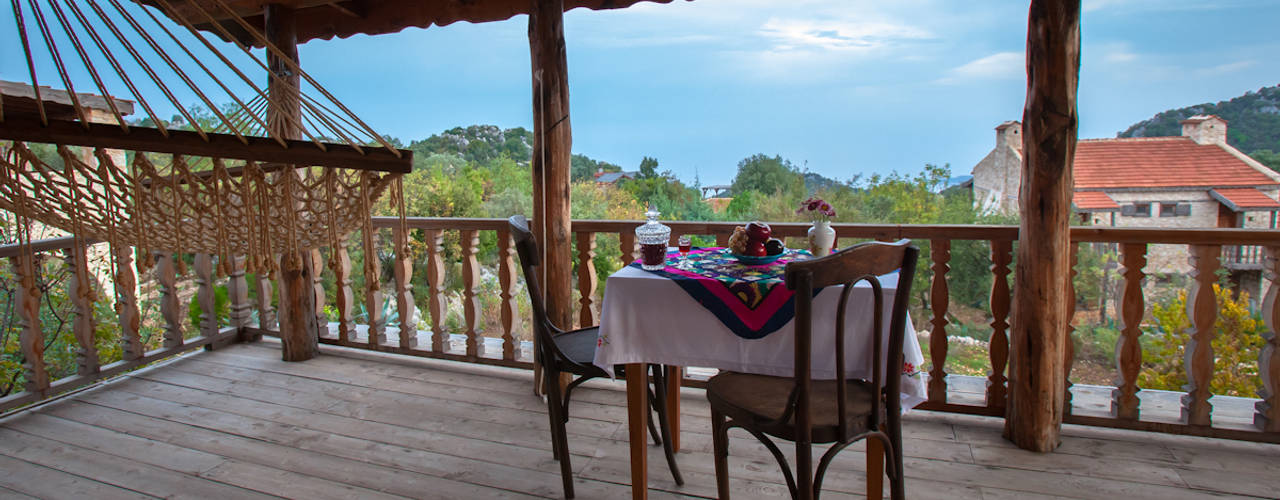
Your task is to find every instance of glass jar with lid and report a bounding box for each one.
[635,205,670,270]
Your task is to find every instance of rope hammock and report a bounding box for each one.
[0,0,412,281]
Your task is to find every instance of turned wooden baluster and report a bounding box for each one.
[194,253,218,338]
[461,229,483,358]
[227,256,253,331]
[1256,246,1280,432]
[1112,243,1146,421]
[928,239,950,403]
[330,247,357,344]
[498,228,521,361]
[619,232,638,267]
[310,249,329,336]
[156,252,184,349]
[1182,244,1220,426]
[11,254,49,396]
[1064,243,1078,415]
[65,244,99,375]
[113,245,143,360]
[256,269,277,331]
[392,227,418,349]
[426,229,447,352]
[364,233,386,348]
[577,232,597,328]
[986,239,1012,410]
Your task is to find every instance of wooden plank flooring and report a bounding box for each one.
[0,341,1277,499]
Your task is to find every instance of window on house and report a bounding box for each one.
[1159,203,1191,217]
[1122,203,1152,217]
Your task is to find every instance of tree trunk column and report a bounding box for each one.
[1004,0,1080,452]
[528,0,574,333]
[266,3,319,362]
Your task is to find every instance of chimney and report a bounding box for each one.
[995,121,1023,154]
[1180,115,1228,145]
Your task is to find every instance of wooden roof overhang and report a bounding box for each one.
[145,0,681,46]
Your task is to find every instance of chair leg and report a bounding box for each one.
[544,368,575,498]
[650,365,684,485]
[711,408,731,500]
[646,390,662,445]
[887,436,905,500]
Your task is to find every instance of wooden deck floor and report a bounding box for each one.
[0,342,1277,499]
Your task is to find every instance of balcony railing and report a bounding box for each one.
[3,218,1279,446]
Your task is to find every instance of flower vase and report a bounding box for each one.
[807,220,836,257]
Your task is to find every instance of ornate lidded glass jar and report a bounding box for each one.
[635,205,671,271]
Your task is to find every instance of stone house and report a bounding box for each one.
[971,115,1280,278]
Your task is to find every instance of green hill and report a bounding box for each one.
[1118,85,1280,170]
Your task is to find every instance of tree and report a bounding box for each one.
[730,154,803,198]
[1251,149,1280,172]
[638,156,659,179]
[1140,285,1266,397]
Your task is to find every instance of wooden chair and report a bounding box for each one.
[707,240,919,500]
[508,215,683,498]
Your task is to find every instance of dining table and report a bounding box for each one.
[593,246,927,500]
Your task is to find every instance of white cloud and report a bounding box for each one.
[758,17,932,53]
[936,51,1024,84]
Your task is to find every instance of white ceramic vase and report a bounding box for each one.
[807,220,836,257]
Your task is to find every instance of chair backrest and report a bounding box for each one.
[783,239,918,441]
[508,215,578,368]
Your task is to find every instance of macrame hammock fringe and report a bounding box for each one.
[0,0,411,288]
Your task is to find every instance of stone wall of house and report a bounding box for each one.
[1104,190,1218,274]
[970,123,1023,215]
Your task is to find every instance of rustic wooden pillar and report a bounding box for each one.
[266,3,319,361]
[1004,0,1080,452]
[529,0,574,335]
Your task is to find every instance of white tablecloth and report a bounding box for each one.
[594,264,927,410]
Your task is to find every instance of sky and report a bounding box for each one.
[4,0,1280,186]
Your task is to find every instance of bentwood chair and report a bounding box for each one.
[508,215,683,498]
[707,240,918,500]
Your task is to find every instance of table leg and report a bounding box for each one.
[626,362,648,500]
[867,437,884,500]
[664,365,683,452]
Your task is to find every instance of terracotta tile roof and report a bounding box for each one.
[1209,188,1280,211]
[1074,137,1276,189]
[1072,191,1120,211]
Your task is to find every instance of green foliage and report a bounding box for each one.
[1140,285,1266,397]
[638,156,659,179]
[1251,149,1280,172]
[730,154,804,199]
[187,285,230,331]
[1119,85,1280,156]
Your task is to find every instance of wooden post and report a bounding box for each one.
[928,239,950,404]
[1257,247,1280,432]
[11,254,49,396]
[113,245,143,361]
[529,0,574,338]
[576,232,597,328]
[266,3,319,361]
[498,228,521,361]
[1112,243,1146,421]
[1004,0,1080,452]
[65,244,99,375]
[156,252,184,349]
[194,253,218,339]
[987,239,1012,410]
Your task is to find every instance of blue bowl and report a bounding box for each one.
[730,252,784,266]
